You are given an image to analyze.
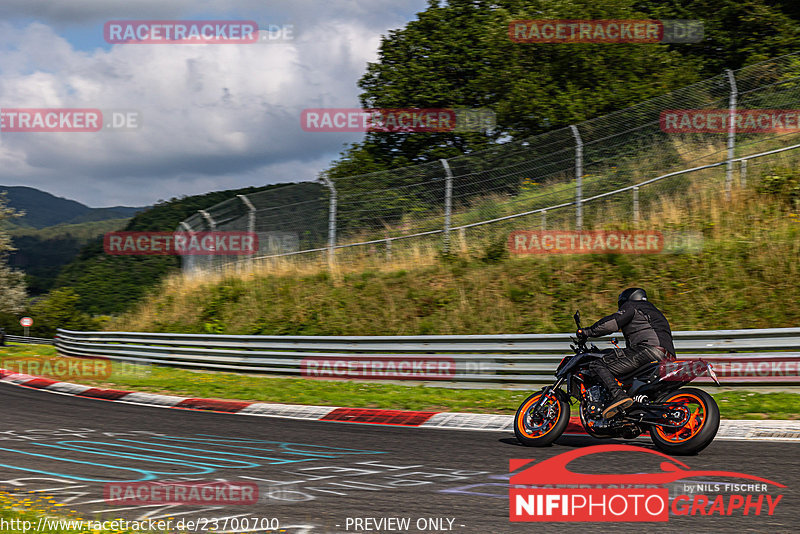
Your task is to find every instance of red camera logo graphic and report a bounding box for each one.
[509,445,784,522]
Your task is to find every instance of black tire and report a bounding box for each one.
[514,389,570,447]
[650,387,720,455]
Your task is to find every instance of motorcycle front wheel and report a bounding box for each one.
[650,387,720,455]
[514,389,570,447]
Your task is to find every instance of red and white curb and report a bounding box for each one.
[2,369,799,441]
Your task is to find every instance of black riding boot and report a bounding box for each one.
[588,358,634,418]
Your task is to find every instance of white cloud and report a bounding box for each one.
[0,1,429,206]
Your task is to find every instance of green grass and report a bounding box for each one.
[3,345,797,419]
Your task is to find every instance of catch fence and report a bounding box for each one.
[179,52,800,272]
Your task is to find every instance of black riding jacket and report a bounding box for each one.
[585,300,675,355]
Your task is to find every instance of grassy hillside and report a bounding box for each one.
[111,167,800,335]
[52,182,322,315]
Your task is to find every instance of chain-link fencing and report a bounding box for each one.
[180,52,800,273]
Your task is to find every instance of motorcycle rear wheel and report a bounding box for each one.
[514,390,570,447]
[650,387,719,455]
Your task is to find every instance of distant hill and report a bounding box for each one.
[8,219,132,295]
[53,182,324,315]
[0,185,145,228]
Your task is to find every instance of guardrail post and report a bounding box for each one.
[570,125,583,230]
[385,238,392,261]
[319,173,337,267]
[541,209,546,230]
[726,69,738,200]
[633,186,640,223]
[440,159,454,254]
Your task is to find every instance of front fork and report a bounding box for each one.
[530,377,566,417]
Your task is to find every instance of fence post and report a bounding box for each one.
[440,159,454,253]
[319,174,337,267]
[237,194,257,266]
[740,159,747,188]
[570,125,583,230]
[541,209,547,230]
[726,68,738,199]
[633,186,640,223]
[385,238,392,261]
[198,210,217,271]
[178,221,194,274]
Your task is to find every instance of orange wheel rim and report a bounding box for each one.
[517,393,560,439]
[655,393,707,443]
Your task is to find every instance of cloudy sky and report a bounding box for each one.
[0,0,429,206]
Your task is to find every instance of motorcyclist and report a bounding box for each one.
[577,288,675,418]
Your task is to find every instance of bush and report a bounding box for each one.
[28,288,100,337]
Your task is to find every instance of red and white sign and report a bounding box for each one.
[19,317,33,327]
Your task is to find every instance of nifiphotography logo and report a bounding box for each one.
[509,444,784,522]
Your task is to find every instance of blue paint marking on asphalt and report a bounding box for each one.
[0,434,390,483]
[35,441,264,468]
[0,446,160,482]
[32,442,249,472]
[112,439,325,464]
[189,434,389,456]
[439,482,508,498]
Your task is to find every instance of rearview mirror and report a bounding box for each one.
[573,310,581,329]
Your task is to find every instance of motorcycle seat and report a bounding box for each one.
[618,360,660,382]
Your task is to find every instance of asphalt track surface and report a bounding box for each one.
[0,382,797,534]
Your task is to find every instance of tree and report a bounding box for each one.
[323,0,800,232]
[0,193,27,314]
[28,288,98,337]
[326,0,704,228]
[633,0,800,72]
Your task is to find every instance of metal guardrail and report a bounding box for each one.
[55,328,800,388]
[6,335,54,345]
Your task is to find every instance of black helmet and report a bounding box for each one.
[618,287,647,308]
